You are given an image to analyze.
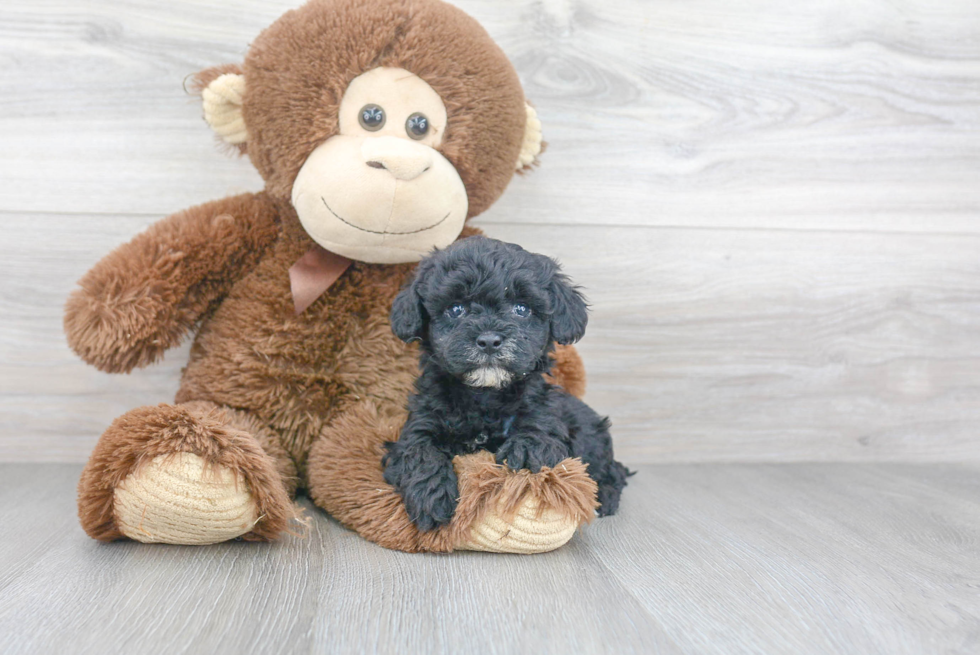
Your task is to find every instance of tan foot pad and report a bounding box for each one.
[457,497,580,554]
[114,453,259,545]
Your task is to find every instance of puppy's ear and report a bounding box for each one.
[549,269,589,345]
[390,266,429,342]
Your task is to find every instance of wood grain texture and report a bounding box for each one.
[2,0,980,463]
[1,463,978,654]
[1,0,978,231]
[488,223,980,463]
[4,215,980,462]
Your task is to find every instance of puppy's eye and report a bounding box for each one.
[446,303,467,319]
[513,303,531,318]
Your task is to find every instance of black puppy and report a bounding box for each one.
[383,236,630,531]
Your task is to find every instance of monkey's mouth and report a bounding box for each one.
[320,197,451,236]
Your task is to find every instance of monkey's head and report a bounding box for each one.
[194,0,542,264]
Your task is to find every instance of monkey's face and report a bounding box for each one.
[195,0,543,266]
[291,68,468,264]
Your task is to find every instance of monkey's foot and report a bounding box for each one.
[114,453,259,545]
[305,400,598,554]
[457,497,580,553]
[452,452,598,554]
[78,403,293,544]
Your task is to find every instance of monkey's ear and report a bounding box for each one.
[390,275,427,343]
[515,102,544,171]
[190,64,248,148]
[549,270,589,345]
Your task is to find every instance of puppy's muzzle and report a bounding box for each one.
[462,332,519,388]
[475,331,504,354]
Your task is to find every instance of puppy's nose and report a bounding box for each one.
[476,332,504,353]
[361,136,433,181]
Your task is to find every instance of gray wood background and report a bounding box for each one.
[2,4,979,654]
[3,462,978,654]
[2,0,979,463]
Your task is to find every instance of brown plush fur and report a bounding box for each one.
[188,63,248,156]
[77,402,294,542]
[69,0,594,551]
[65,193,280,373]
[547,342,586,399]
[306,402,597,553]
[236,0,526,217]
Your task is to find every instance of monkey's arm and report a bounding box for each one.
[64,192,279,373]
[546,344,586,398]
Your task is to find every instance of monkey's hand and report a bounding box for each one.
[64,193,278,373]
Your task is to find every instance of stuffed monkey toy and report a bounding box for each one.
[66,0,599,553]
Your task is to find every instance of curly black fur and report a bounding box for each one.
[383,236,630,531]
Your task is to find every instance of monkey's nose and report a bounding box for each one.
[476,332,504,353]
[361,136,433,181]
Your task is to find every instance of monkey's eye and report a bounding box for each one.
[358,104,386,131]
[513,303,531,318]
[405,113,429,140]
[446,303,467,319]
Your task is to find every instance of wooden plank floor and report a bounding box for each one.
[2,0,980,463]
[2,463,978,655]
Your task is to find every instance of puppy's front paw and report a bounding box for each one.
[403,475,459,531]
[405,484,459,532]
[495,437,568,473]
[383,441,459,531]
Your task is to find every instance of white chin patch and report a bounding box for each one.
[464,367,514,389]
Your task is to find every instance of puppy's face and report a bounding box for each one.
[425,281,550,388]
[390,237,588,388]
